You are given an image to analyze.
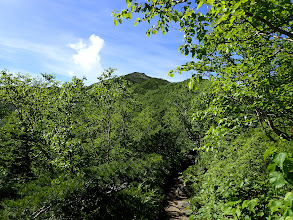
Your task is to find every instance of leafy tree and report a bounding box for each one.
[88,68,134,162]
[47,76,86,174]
[0,71,59,181]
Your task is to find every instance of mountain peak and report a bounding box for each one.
[123,72,151,83]
[122,72,170,94]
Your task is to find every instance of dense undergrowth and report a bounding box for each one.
[182,130,293,220]
[1,154,172,219]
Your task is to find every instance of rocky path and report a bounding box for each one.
[164,178,192,220]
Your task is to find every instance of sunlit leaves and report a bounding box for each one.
[267,152,293,188]
[126,0,132,8]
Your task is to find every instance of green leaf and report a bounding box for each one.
[267,163,277,172]
[284,191,293,201]
[188,78,195,90]
[126,0,131,8]
[242,199,259,213]
[242,200,249,209]
[273,153,287,170]
[257,212,264,217]
[223,206,233,215]
[197,1,204,10]
[264,146,276,161]
[232,2,241,12]
[269,200,282,213]
[134,18,140,26]
[236,205,241,217]
[269,171,286,188]
[114,19,118,26]
[247,199,258,213]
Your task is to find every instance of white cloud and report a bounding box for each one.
[68,34,104,80]
[0,34,105,84]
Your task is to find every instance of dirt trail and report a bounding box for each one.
[164,177,192,220]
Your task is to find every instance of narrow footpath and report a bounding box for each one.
[164,177,192,219]
[162,150,197,219]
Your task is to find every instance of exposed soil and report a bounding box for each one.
[163,177,192,220]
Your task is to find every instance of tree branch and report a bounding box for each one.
[245,17,293,42]
[266,115,291,141]
[255,109,276,142]
[245,11,293,39]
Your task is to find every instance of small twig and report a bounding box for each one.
[172,0,188,4]
[105,183,130,195]
[33,205,51,219]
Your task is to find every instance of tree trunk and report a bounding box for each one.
[107,112,111,163]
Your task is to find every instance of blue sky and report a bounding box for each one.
[0,0,197,84]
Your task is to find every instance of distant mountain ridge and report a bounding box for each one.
[87,72,170,93]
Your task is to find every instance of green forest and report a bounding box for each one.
[1,0,293,219]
